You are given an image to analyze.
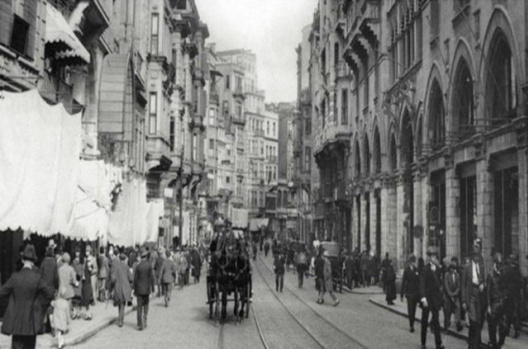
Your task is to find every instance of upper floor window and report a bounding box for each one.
[225,75,230,89]
[428,80,445,149]
[149,92,157,134]
[453,59,474,136]
[3,0,38,59]
[341,89,348,125]
[150,13,159,55]
[176,0,187,10]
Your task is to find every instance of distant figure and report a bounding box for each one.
[295,247,308,288]
[444,257,463,332]
[317,250,339,306]
[401,255,420,332]
[264,241,270,257]
[110,249,133,328]
[486,252,507,349]
[274,251,286,292]
[97,247,109,302]
[384,259,397,306]
[159,250,177,307]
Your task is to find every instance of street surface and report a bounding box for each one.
[75,253,470,349]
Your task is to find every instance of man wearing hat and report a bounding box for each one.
[133,246,155,331]
[444,256,463,332]
[486,252,507,349]
[401,255,420,332]
[419,246,445,349]
[502,253,522,339]
[461,238,486,349]
[0,244,54,349]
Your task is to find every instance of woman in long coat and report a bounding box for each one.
[0,244,54,349]
[110,251,133,327]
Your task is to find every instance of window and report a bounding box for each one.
[226,75,230,89]
[176,0,187,10]
[341,89,348,125]
[150,13,159,55]
[236,103,242,119]
[170,117,175,151]
[10,15,29,55]
[226,176,230,184]
[209,139,214,150]
[304,146,311,172]
[267,121,270,135]
[334,43,339,67]
[453,59,474,135]
[428,80,445,149]
[192,134,197,163]
[487,32,515,123]
[209,108,215,126]
[149,92,157,134]
[305,118,311,135]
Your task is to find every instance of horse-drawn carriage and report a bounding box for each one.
[206,219,252,322]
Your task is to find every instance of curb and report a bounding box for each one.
[64,306,136,347]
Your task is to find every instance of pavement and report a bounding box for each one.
[0,300,135,349]
[369,294,528,349]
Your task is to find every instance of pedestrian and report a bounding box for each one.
[317,250,339,306]
[274,250,286,292]
[486,252,507,349]
[461,238,486,349]
[184,249,192,285]
[264,241,270,257]
[52,287,71,349]
[85,245,98,306]
[444,256,463,332]
[502,254,522,339]
[110,248,133,328]
[39,245,58,334]
[81,246,96,320]
[97,247,109,302]
[133,246,154,331]
[385,259,397,306]
[154,247,165,297]
[361,251,370,287]
[0,244,54,349]
[57,252,78,308]
[72,250,83,319]
[295,246,308,288]
[252,242,258,261]
[159,250,177,307]
[344,252,354,290]
[401,255,420,332]
[191,248,202,283]
[419,246,445,349]
[380,252,391,292]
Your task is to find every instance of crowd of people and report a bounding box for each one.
[396,239,525,349]
[0,239,204,349]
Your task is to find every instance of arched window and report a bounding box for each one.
[390,135,398,171]
[373,128,382,174]
[452,59,474,136]
[486,31,516,123]
[363,136,370,175]
[428,80,445,149]
[355,141,361,178]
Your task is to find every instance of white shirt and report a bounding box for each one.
[472,260,480,285]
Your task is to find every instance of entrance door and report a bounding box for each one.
[494,167,519,256]
[460,176,476,258]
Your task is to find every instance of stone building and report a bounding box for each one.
[306,0,528,273]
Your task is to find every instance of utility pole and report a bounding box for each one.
[178,108,185,249]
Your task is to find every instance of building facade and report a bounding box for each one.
[306,0,528,274]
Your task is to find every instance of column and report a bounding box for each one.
[370,191,378,255]
[396,177,407,269]
[412,171,423,258]
[360,194,368,251]
[352,196,359,249]
[518,147,528,275]
[476,159,494,270]
[445,167,460,259]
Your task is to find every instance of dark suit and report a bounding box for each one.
[134,259,154,329]
[401,265,420,329]
[0,267,54,349]
[443,269,462,329]
[461,257,485,349]
[419,263,444,348]
[159,258,177,305]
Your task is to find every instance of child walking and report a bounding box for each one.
[53,288,71,349]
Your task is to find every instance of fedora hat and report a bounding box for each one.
[140,246,149,258]
[426,246,439,256]
[22,244,37,262]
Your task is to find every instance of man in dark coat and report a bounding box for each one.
[40,246,58,333]
[134,246,154,331]
[401,255,420,332]
[487,252,507,349]
[419,246,445,349]
[502,254,522,339]
[154,249,165,297]
[0,244,54,349]
[110,250,132,328]
[444,257,463,332]
[461,238,486,349]
[159,250,177,307]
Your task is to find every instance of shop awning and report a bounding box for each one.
[0,89,82,236]
[45,2,90,65]
[145,199,164,243]
[69,188,108,242]
[249,218,269,232]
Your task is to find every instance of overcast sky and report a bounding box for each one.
[195,0,318,103]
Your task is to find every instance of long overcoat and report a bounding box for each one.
[0,267,54,336]
[111,259,133,305]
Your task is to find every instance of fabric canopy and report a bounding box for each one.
[145,199,164,243]
[231,208,248,229]
[69,188,108,242]
[249,218,269,232]
[0,90,82,236]
[45,2,90,64]
[78,160,115,209]
[108,178,149,247]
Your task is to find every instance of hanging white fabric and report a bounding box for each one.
[69,187,108,242]
[0,90,82,236]
[145,199,164,243]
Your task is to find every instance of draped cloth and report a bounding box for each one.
[145,199,164,243]
[108,178,149,247]
[0,90,81,236]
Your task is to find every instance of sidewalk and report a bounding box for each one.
[369,294,528,349]
[0,300,135,349]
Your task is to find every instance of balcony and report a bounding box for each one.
[313,123,352,157]
[359,0,381,46]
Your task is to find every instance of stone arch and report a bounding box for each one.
[388,129,398,172]
[480,7,522,108]
[372,123,382,174]
[398,107,414,168]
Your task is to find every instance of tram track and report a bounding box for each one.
[255,256,369,349]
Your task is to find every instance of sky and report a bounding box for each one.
[195,0,319,103]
